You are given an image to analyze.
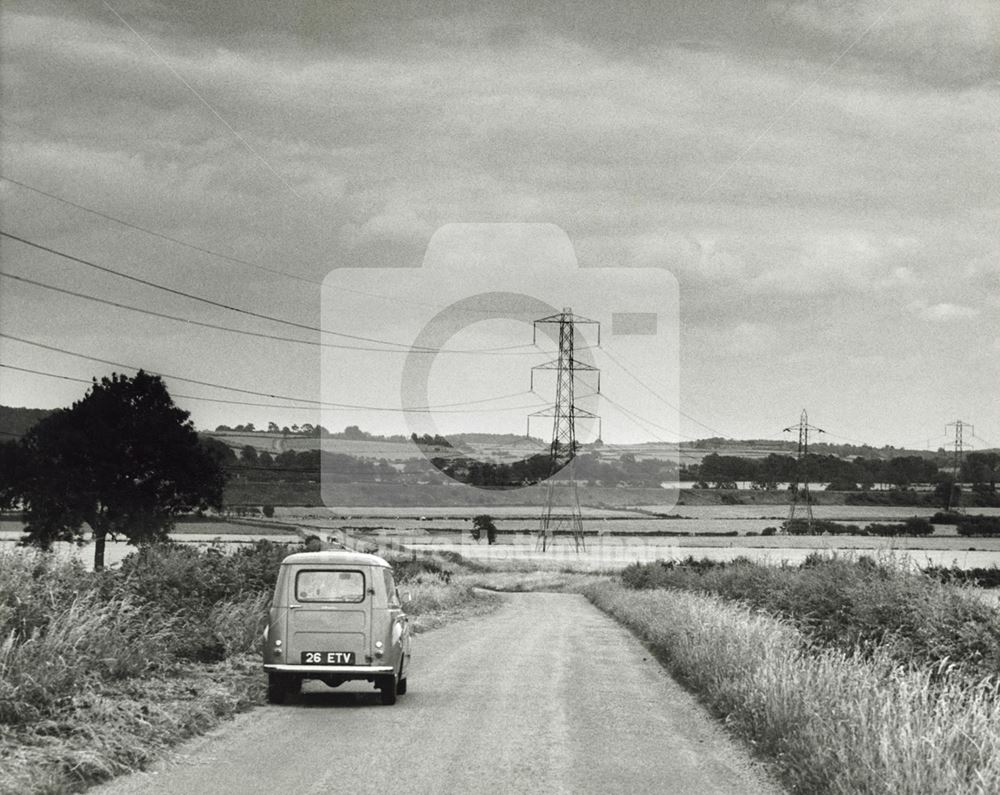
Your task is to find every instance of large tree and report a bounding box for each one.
[16,371,226,569]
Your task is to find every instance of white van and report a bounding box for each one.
[263,551,412,705]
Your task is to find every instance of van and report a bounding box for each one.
[263,551,412,705]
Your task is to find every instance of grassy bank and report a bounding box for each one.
[620,554,1000,682]
[0,545,497,794]
[586,581,1000,794]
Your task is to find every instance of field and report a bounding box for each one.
[7,503,999,573]
[277,503,1000,573]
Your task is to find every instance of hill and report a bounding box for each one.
[0,405,53,440]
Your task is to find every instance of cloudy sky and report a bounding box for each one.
[1,0,997,449]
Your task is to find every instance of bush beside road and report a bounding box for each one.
[586,580,1000,794]
[0,545,498,794]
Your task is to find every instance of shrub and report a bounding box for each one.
[586,582,1000,794]
[619,554,1000,680]
[955,515,1000,536]
[924,565,1000,589]
[0,591,178,724]
[783,518,859,535]
[845,489,932,506]
[929,513,1000,535]
[386,553,453,584]
[0,549,102,642]
[865,517,934,536]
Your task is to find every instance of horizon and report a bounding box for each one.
[4,402,988,455]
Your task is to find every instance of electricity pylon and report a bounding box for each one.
[946,420,972,480]
[783,409,824,532]
[529,308,600,552]
[945,420,973,512]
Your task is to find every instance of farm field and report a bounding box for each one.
[400,534,1000,571]
[0,519,301,570]
[4,505,999,572]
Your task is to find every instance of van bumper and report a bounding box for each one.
[264,664,395,676]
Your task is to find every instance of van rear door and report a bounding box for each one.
[287,567,370,665]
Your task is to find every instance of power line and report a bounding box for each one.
[0,175,324,286]
[696,4,893,201]
[0,175,531,319]
[102,0,304,200]
[598,347,727,438]
[1,363,322,412]
[0,231,533,355]
[0,338,548,414]
[0,271,542,357]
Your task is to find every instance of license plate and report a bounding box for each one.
[301,651,356,665]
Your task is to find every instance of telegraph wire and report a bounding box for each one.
[597,392,704,460]
[0,271,542,357]
[597,347,728,438]
[0,231,535,356]
[5,363,540,415]
[0,175,324,287]
[0,338,548,414]
[1,175,533,319]
[1,363,319,412]
[102,1,304,200]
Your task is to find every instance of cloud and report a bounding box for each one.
[3,1,997,444]
[767,0,1000,86]
[910,300,981,321]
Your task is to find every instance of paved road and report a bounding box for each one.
[98,592,781,794]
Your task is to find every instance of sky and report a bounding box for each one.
[1,0,997,450]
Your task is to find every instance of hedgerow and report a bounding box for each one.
[620,553,1000,680]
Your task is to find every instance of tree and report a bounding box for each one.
[934,477,961,511]
[472,514,498,545]
[0,440,28,509]
[240,445,259,466]
[15,371,227,569]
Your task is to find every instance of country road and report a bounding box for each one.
[97,592,781,794]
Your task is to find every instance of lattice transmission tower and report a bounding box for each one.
[783,409,824,531]
[946,419,972,480]
[528,308,600,552]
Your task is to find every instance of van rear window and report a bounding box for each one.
[296,570,365,602]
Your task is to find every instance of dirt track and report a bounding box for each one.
[96,592,781,794]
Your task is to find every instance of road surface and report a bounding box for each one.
[97,592,781,794]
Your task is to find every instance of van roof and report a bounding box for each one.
[280,550,391,568]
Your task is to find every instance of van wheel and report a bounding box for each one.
[267,673,290,704]
[397,676,408,695]
[378,675,397,705]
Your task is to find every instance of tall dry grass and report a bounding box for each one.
[402,572,500,631]
[587,581,1000,794]
[0,546,273,793]
[621,553,1000,680]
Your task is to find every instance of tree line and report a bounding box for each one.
[687,451,998,492]
[212,422,451,448]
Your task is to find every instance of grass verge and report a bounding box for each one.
[1,545,498,793]
[621,553,1000,681]
[0,655,262,795]
[585,581,1000,794]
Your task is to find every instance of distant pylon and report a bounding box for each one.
[783,409,824,531]
[529,308,600,552]
[946,420,972,480]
